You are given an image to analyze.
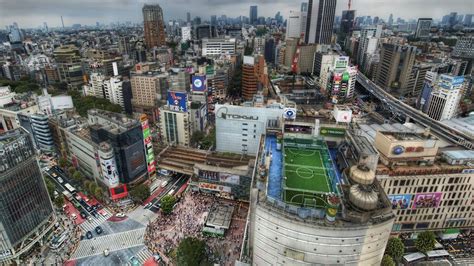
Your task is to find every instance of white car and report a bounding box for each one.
[57,177,63,184]
[145,203,152,208]
[116,213,126,218]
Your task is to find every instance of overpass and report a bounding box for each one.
[356,72,474,149]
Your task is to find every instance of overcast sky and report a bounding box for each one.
[0,0,472,28]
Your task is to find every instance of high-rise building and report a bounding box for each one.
[159,106,192,147]
[17,113,55,153]
[264,38,276,65]
[301,2,308,12]
[375,43,417,96]
[356,25,382,68]
[201,37,236,57]
[287,11,302,38]
[415,18,432,39]
[130,64,162,106]
[211,15,217,26]
[250,6,258,25]
[0,128,55,263]
[142,4,166,49]
[464,14,473,26]
[186,12,191,23]
[448,12,458,27]
[452,36,474,59]
[88,109,148,184]
[340,10,356,36]
[388,13,393,26]
[195,25,216,40]
[305,0,337,44]
[425,75,464,121]
[242,56,258,100]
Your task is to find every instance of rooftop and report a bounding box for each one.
[205,203,234,230]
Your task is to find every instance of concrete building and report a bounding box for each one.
[356,25,382,68]
[415,18,432,39]
[425,75,464,121]
[249,127,395,265]
[305,0,337,44]
[201,38,236,57]
[250,6,258,25]
[142,4,166,49]
[375,44,417,96]
[0,128,55,264]
[88,109,147,184]
[159,105,191,147]
[17,113,54,153]
[214,103,286,155]
[181,26,192,42]
[53,45,84,88]
[372,130,474,232]
[195,25,216,40]
[287,11,303,39]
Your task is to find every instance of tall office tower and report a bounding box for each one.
[301,2,308,12]
[452,36,474,75]
[88,109,147,184]
[388,13,393,26]
[356,25,382,68]
[142,4,166,49]
[415,18,432,39]
[181,26,192,42]
[242,56,258,100]
[264,38,276,64]
[211,15,217,26]
[287,10,303,38]
[464,14,473,26]
[425,75,464,121]
[375,43,417,96]
[250,6,258,25]
[407,64,431,97]
[340,10,356,36]
[187,12,191,23]
[0,128,55,263]
[305,0,337,44]
[195,25,216,40]
[449,12,458,27]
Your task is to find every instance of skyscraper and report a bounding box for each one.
[425,75,464,121]
[0,128,55,263]
[250,6,258,25]
[375,43,417,96]
[142,4,166,49]
[415,18,432,39]
[388,13,393,26]
[340,10,356,36]
[287,10,303,38]
[301,2,308,12]
[305,0,337,44]
[356,25,382,68]
[186,12,191,23]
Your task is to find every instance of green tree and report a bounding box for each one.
[73,171,83,182]
[58,158,68,168]
[45,178,56,199]
[129,184,150,203]
[54,196,65,208]
[415,231,436,253]
[381,254,395,266]
[160,195,176,215]
[68,166,76,176]
[385,237,405,262]
[94,187,103,200]
[191,131,205,147]
[176,237,209,266]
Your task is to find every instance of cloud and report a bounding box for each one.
[0,0,472,28]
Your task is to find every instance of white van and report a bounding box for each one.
[161,181,168,188]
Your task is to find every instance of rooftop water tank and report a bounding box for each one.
[349,185,378,211]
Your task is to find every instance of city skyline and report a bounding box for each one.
[1,0,472,28]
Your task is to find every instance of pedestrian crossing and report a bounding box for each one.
[72,227,146,259]
[452,257,474,265]
[80,209,112,232]
[134,246,153,264]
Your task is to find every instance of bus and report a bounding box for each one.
[50,232,68,250]
[167,189,175,196]
[64,183,76,194]
[62,191,73,201]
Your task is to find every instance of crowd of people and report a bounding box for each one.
[144,191,249,265]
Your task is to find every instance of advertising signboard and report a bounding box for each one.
[167,91,188,112]
[320,127,346,137]
[140,114,155,177]
[283,108,297,120]
[334,56,349,69]
[192,75,207,92]
[206,65,214,75]
[412,192,442,209]
[219,173,240,185]
[388,194,412,209]
[199,182,231,193]
[199,170,219,181]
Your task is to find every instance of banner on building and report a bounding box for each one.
[192,75,207,92]
[219,174,240,185]
[412,192,442,209]
[199,182,231,193]
[167,91,188,112]
[388,194,412,209]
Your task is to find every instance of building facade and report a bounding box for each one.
[305,0,337,44]
[142,4,166,49]
[415,18,432,39]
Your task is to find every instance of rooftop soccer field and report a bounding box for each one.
[282,138,334,207]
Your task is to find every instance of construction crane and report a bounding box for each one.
[291,32,305,90]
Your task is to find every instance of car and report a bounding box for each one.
[95,226,103,234]
[145,202,152,208]
[52,172,57,178]
[92,205,98,211]
[91,211,98,218]
[80,212,87,219]
[71,213,77,220]
[87,216,92,221]
[96,204,102,209]
[57,177,63,183]
[129,256,140,266]
[103,249,109,257]
[86,206,92,212]
[161,181,168,187]
[116,213,126,218]
[86,231,93,239]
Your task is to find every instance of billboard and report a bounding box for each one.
[199,170,219,181]
[101,157,119,188]
[320,127,346,137]
[412,192,442,209]
[219,173,240,185]
[192,75,207,92]
[140,114,155,177]
[198,182,231,193]
[334,56,349,69]
[388,194,412,210]
[167,91,188,112]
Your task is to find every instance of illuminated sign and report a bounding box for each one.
[283,108,296,120]
[192,75,207,92]
[392,145,405,155]
[320,127,345,137]
[167,91,188,112]
[140,115,155,178]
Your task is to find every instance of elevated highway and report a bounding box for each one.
[356,72,474,149]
